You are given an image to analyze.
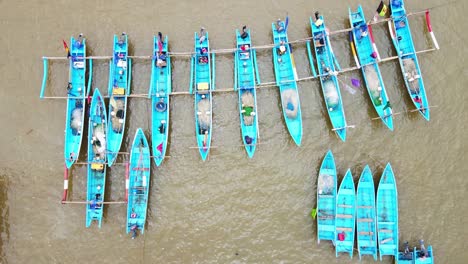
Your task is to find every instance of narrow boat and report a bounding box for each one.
[86,88,107,228]
[235,26,259,157]
[271,18,303,146]
[107,33,131,166]
[310,13,347,141]
[190,28,213,160]
[335,169,356,258]
[149,33,171,166]
[356,165,378,260]
[377,163,399,260]
[414,240,434,264]
[64,34,87,168]
[316,150,337,244]
[389,0,430,120]
[126,128,151,239]
[349,6,394,130]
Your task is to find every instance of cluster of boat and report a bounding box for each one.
[315,150,434,263]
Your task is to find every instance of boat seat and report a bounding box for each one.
[320,169,335,175]
[337,204,353,208]
[132,167,150,171]
[378,183,394,190]
[336,240,354,247]
[318,194,334,198]
[357,205,373,209]
[358,182,374,188]
[336,227,352,232]
[197,82,209,94]
[379,239,395,245]
[378,221,395,225]
[240,52,250,60]
[336,214,353,219]
[379,229,393,233]
[117,59,127,68]
[113,87,126,95]
[357,218,374,222]
[358,231,374,235]
[91,163,104,170]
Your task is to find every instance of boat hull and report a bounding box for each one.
[316,150,337,243]
[356,165,377,260]
[335,169,356,258]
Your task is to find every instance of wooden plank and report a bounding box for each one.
[357,218,374,222]
[336,214,353,219]
[359,231,374,235]
[380,237,394,244]
[336,227,353,232]
[379,229,393,233]
[337,204,353,208]
[357,205,373,209]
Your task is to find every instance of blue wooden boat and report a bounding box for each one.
[349,6,394,131]
[149,33,171,166]
[271,19,303,146]
[316,150,337,244]
[356,165,377,260]
[64,35,87,168]
[190,28,213,161]
[396,241,414,264]
[107,33,131,166]
[377,163,399,260]
[126,128,151,239]
[310,14,347,141]
[335,169,356,258]
[235,27,259,157]
[389,0,430,120]
[86,88,107,228]
[414,241,434,264]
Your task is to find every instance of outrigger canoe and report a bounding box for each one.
[126,128,151,239]
[190,28,213,161]
[271,19,303,146]
[356,165,378,260]
[64,35,87,168]
[335,169,356,258]
[107,33,131,166]
[349,6,394,130]
[310,14,347,141]
[389,0,430,120]
[316,150,337,244]
[235,27,259,157]
[150,33,171,166]
[86,88,107,228]
[377,163,399,260]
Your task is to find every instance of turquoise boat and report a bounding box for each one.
[389,0,430,120]
[126,128,151,239]
[356,165,377,260]
[335,169,356,258]
[271,19,303,146]
[107,33,131,166]
[349,6,394,130]
[64,35,87,168]
[310,14,347,141]
[86,88,107,228]
[414,241,434,264]
[235,27,259,157]
[377,163,399,260]
[190,28,213,161]
[397,241,414,264]
[316,150,337,244]
[149,33,171,166]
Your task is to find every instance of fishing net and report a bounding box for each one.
[281,89,299,119]
[323,80,339,109]
[70,107,83,133]
[318,173,335,195]
[402,58,420,94]
[110,98,125,132]
[197,98,211,132]
[364,65,383,105]
[241,91,255,125]
[92,124,106,159]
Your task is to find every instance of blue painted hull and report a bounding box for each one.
[310,16,347,141]
[271,21,303,146]
[193,31,213,161]
[349,6,394,130]
[64,36,86,168]
[390,0,430,120]
[414,245,434,264]
[356,165,377,260]
[86,88,107,228]
[107,34,130,166]
[150,35,171,166]
[335,169,356,258]
[126,128,151,236]
[377,163,398,260]
[235,29,258,158]
[316,150,337,243]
